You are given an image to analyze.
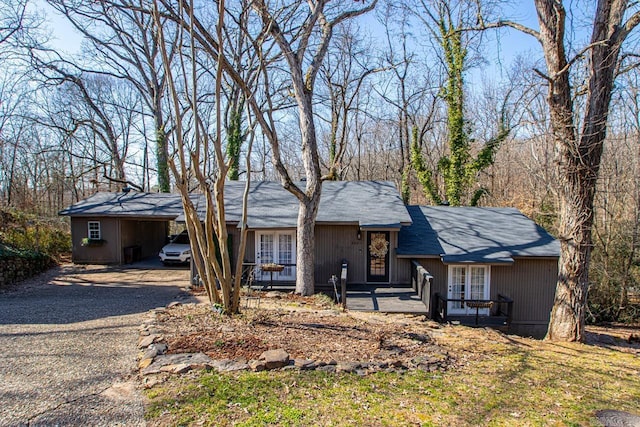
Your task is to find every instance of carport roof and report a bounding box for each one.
[397,205,560,263]
[58,192,184,219]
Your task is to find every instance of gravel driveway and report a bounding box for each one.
[0,263,192,426]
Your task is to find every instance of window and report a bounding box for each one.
[88,221,101,240]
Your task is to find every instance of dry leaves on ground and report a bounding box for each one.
[156,292,450,366]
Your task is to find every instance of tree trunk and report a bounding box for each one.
[539,0,633,341]
[155,110,170,193]
[296,196,320,295]
[294,91,322,296]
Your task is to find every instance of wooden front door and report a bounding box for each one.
[367,231,390,283]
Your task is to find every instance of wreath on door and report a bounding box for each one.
[369,234,389,259]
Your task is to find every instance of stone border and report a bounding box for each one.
[137,302,450,387]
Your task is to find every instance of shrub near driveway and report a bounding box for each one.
[143,308,640,426]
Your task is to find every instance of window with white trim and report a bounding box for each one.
[88,221,101,240]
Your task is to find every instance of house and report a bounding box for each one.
[397,206,559,337]
[60,181,559,336]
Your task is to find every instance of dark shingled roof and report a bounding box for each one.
[190,180,412,228]
[397,206,559,263]
[61,181,411,229]
[58,192,184,219]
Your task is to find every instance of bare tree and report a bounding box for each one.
[151,0,253,312]
[488,1,640,341]
[47,0,176,192]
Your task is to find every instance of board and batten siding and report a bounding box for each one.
[314,225,365,284]
[491,258,558,335]
[71,217,120,263]
[411,256,557,336]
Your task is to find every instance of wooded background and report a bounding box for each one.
[0,0,638,326]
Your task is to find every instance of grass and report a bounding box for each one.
[145,326,640,426]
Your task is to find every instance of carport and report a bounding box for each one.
[59,192,184,264]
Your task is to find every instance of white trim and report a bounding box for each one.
[255,230,296,281]
[88,221,101,240]
[447,265,491,315]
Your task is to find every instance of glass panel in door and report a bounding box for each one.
[448,266,466,313]
[278,233,294,279]
[257,234,274,281]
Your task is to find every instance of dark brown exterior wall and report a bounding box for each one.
[491,258,558,336]
[71,217,169,264]
[314,225,366,284]
[409,257,558,337]
[71,217,121,263]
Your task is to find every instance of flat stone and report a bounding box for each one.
[141,348,159,361]
[317,365,336,373]
[294,359,316,369]
[142,352,214,375]
[336,361,360,373]
[259,349,290,369]
[211,359,250,372]
[160,363,191,374]
[138,358,154,369]
[167,301,182,308]
[150,343,168,354]
[595,410,640,426]
[138,334,162,348]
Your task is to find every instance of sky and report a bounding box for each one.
[38,0,544,73]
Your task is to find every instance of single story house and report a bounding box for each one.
[60,181,559,335]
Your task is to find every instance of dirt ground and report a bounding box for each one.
[155,289,640,367]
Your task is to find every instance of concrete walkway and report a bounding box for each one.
[0,263,191,427]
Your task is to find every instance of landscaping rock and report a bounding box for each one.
[317,365,336,373]
[142,352,214,375]
[138,334,162,348]
[211,359,250,372]
[150,343,168,355]
[294,359,316,370]
[167,301,182,308]
[249,359,267,372]
[259,349,290,369]
[336,361,360,373]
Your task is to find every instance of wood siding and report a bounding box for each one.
[72,218,169,264]
[314,225,366,284]
[71,218,121,263]
[411,257,558,334]
[491,258,558,326]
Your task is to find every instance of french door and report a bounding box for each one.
[256,231,296,281]
[447,265,490,315]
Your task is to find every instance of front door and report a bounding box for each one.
[367,231,390,283]
[447,265,490,315]
[256,231,296,281]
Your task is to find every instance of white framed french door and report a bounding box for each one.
[256,231,296,281]
[447,265,490,315]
